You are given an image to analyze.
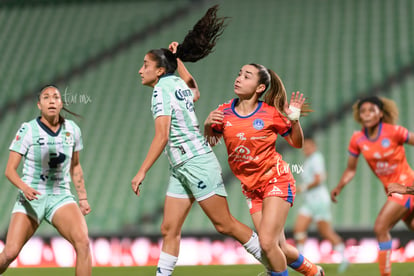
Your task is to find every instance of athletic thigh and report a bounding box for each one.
[3,213,38,254]
[52,203,89,245]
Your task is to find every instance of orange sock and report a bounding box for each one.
[378,250,391,276]
[289,254,318,276]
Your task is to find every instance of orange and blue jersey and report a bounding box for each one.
[348,122,414,191]
[212,98,295,192]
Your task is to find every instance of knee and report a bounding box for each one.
[160,222,181,240]
[259,235,277,254]
[72,235,91,254]
[213,222,232,236]
[2,244,21,263]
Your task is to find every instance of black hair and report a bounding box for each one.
[357,95,384,110]
[148,5,229,74]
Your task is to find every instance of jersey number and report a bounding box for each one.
[48,152,66,168]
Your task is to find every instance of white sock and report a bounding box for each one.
[242,231,270,269]
[296,243,304,254]
[156,251,178,276]
[334,243,347,261]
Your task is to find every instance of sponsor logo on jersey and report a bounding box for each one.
[381,138,390,148]
[175,88,192,100]
[236,133,247,140]
[226,121,232,127]
[253,118,264,130]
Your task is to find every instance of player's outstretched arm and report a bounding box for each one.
[331,155,358,203]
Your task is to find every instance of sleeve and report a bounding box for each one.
[272,110,292,137]
[151,86,172,119]
[73,123,83,152]
[9,123,31,155]
[348,132,360,157]
[393,125,409,144]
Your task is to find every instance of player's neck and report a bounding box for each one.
[365,124,380,139]
[40,115,61,132]
[235,98,258,116]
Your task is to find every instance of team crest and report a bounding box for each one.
[253,119,264,130]
[64,132,74,146]
[381,138,390,148]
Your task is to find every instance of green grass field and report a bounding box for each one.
[3,263,414,276]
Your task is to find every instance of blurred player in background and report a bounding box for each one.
[293,137,348,273]
[204,63,324,276]
[131,6,289,276]
[0,85,91,276]
[331,95,414,276]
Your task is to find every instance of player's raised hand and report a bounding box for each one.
[169,41,179,54]
[284,91,305,121]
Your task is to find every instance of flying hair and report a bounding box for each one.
[148,5,229,74]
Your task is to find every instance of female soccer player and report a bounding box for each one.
[294,137,348,273]
[0,85,92,276]
[331,95,414,276]
[204,63,324,276]
[131,6,283,276]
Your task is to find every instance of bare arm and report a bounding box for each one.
[330,155,359,203]
[131,115,171,195]
[283,120,304,148]
[204,109,223,147]
[169,42,200,102]
[5,151,41,200]
[298,173,323,193]
[70,151,91,215]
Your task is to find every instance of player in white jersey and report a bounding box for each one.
[131,5,287,276]
[293,137,348,272]
[0,85,91,276]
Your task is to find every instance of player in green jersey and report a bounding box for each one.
[0,85,91,276]
[131,5,289,276]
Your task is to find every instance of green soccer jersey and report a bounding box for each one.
[151,74,211,167]
[9,117,83,194]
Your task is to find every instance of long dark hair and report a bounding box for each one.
[148,5,229,74]
[38,85,82,124]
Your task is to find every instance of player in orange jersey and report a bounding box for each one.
[331,95,414,276]
[205,63,324,276]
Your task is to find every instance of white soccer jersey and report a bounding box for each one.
[9,117,83,194]
[301,151,330,203]
[151,74,211,167]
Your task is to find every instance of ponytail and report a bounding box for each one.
[147,5,229,74]
[263,69,287,113]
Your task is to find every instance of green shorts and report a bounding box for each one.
[298,198,332,222]
[12,192,76,224]
[167,152,227,201]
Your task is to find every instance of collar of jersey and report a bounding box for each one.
[36,117,62,137]
[231,98,263,118]
[363,121,382,141]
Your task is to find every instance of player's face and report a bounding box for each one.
[138,54,163,88]
[359,102,383,128]
[37,87,63,118]
[234,65,265,98]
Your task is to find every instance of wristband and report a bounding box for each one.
[287,106,301,121]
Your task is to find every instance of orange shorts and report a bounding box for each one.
[242,180,296,214]
[388,192,414,216]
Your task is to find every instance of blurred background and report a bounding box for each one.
[0,0,413,267]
